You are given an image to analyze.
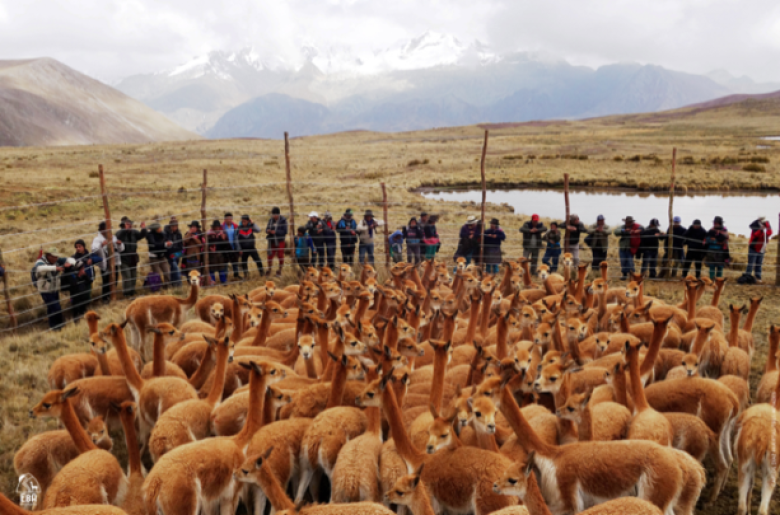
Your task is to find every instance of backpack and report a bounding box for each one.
[144,272,163,292]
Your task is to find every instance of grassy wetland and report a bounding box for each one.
[0,97,779,513]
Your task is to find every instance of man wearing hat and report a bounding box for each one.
[32,248,72,329]
[115,217,147,298]
[182,221,205,276]
[336,208,358,265]
[164,216,184,286]
[68,239,94,322]
[565,214,587,267]
[640,218,665,279]
[91,221,125,304]
[520,214,546,276]
[146,221,172,286]
[305,212,327,268]
[237,214,264,278]
[585,215,609,272]
[681,219,707,279]
[322,211,338,270]
[206,220,231,284]
[455,215,482,267]
[667,216,688,278]
[483,218,506,274]
[265,207,288,277]
[357,209,382,266]
[747,216,773,283]
[613,216,644,280]
[222,213,241,281]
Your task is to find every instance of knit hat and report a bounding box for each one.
[324,211,332,219]
[673,216,681,223]
[149,222,161,231]
[531,214,539,221]
[271,207,281,215]
[297,226,306,233]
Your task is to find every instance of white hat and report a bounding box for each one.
[466,215,478,224]
[308,211,319,218]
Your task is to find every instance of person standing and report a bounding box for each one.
[91,222,125,304]
[305,212,326,268]
[483,218,506,275]
[357,210,381,266]
[613,216,644,280]
[640,218,664,279]
[681,219,707,279]
[419,211,430,258]
[541,222,562,273]
[389,227,405,264]
[666,216,688,278]
[520,214,546,276]
[32,248,71,330]
[746,216,772,283]
[265,207,288,277]
[182,221,205,277]
[237,214,264,278]
[336,209,358,265]
[222,213,241,280]
[164,217,183,287]
[322,212,338,270]
[585,215,609,272]
[295,226,316,274]
[564,214,586,266]
[705,216,729,280]
[403,217,423,266]
[146,222,172,286]
[206,220,231,284]
[68,240,94,322]
[454,215,481,267]
[422,215,440,260]
[115,217,147,298]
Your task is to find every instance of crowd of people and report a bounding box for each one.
[24,206,774,331]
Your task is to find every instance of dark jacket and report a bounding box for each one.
[305,219,327,246]
[403,223,424,245]
[237,223,262,250]
[585,224,610,251]
[668,225,688,251]
[146,230,170,258]
[163,226,183,255]
[67,250,95,290]
[322,219,337,244]
[565,221,587,246]
[748,221,772,253]
[182,232,204,265]
[520,221,546,249]
[640,226,663,252]
[336,217,358,245]
[684,226,708,251]
[206,229,232,267]
[483,227,506,264]
[455,223,482,259]
[423,223,439,241]
[265,216,288,245]
[543,230,562,248]
[115,227,148,265]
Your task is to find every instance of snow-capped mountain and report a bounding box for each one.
[163,47,291,80]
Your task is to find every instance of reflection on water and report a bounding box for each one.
[761,136,780,141]
[422,188,778,237]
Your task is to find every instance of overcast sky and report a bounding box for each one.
[1,0,779,83]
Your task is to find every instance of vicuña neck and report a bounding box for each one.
[639,318,668,377]
[411,480,437,515]
[0,493,29,515]
[524,472,554,515]
[382,383,425,469]
[767,330,779,374]
[728,311,741,348]
[627,346,649,412]
[62,397,98,454]
[178,280,199,306]
[326,358,348,409]
[110,330,144,393]
[205,343,230,407]
[430,347,448,413]
[260,465,296,512]
[152,333,166,377]
[499,385,556,456]
[234,368,266,449]
[250,307,273,347]
[121,412,142,476]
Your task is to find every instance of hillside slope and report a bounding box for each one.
[0,58,198,147]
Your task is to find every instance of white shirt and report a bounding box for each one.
[91,233,125,270]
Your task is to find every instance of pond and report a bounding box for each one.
[421,187,778,237]
[761,136,780,141]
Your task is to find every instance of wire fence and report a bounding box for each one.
[1,155,778,336]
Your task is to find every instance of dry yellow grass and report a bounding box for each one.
[0,100,779,513]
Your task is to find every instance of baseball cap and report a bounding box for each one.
[531,214,539,221]
[673,216,681,223]
[45,247,59,256]
[597,214,605,221]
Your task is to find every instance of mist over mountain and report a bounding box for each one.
[115,31,779,138]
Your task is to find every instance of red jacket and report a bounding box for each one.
[748,222,772,253]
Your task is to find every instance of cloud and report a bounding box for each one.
[0,0,778,83]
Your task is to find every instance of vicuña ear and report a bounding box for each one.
[525,451,536,476]
[61,387,80,401]
[412,463,425,488]
[120,319,129,329]
[429,403,439,419]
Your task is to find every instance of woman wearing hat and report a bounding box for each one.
[68,239,95,321]
[403,217,424,266]
[613,216,644,280]
[422,215,440,260]
[747,216,772,283]
[704,216,729,280]
[265,207,288,277]
[206,220,231,284]
[182,221,205,277]
[357,210,381,266]
[237,215,264,279]
[483,218,506,275]
[454,215,482,268]
[146,222,172,286]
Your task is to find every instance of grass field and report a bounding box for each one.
[0,98,779,512]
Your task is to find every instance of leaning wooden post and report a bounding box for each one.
[381,182,390,270]
[98,165,116,301]
[200,169,211,286]
[563,174,571,253]
[663,148,677,278]
[0,248,17,333]
[479,130,489,269]
[284,132,297,272]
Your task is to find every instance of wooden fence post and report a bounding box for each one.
[200,169,211,286]
[381,183,390,270]
[479,130,489,269]
[98,165,116,302]
[0,248,17,333]
[663,148,677,278]
[563,174,571,253]
[776,212,780,287]
[284,132,297,272]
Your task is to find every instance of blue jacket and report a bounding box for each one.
[223,222,239,250]
[295,235,316,259]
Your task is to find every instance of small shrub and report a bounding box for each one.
[680,156,696,165]
[527,154,537,159]
[114,159,121,163]
[88,171,99,178]
[613,156,623,162]
[721,157,738,165]
[627,155,641,162]
[577,155,588,160]
[502,155,523,160]
[742,163,766,172]
[751,156,770,163]
[642,154,657,160]
[407,159,430,167]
